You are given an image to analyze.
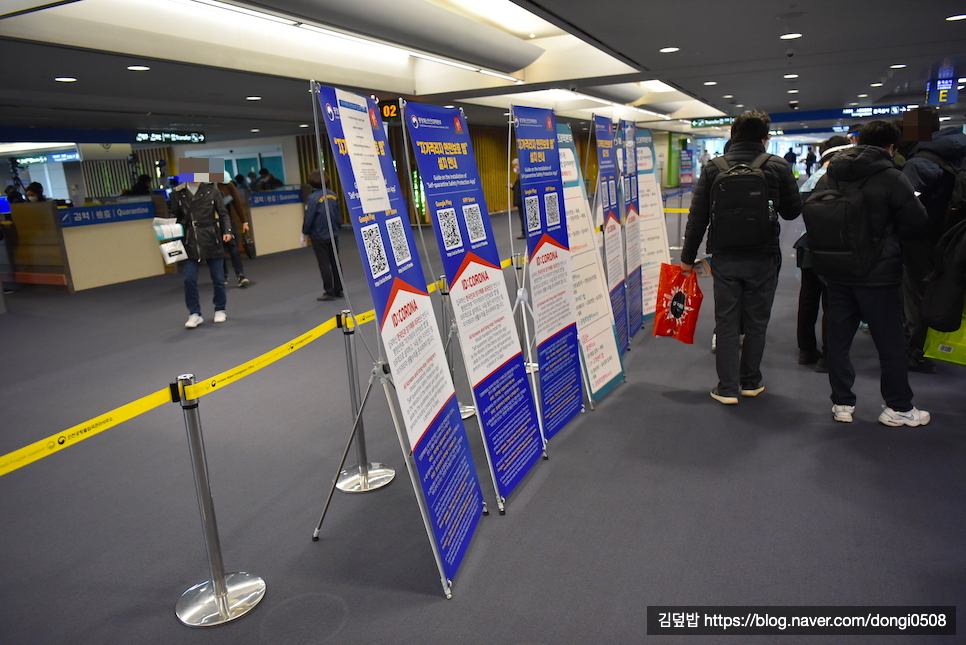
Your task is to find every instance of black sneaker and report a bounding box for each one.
[710,387,738,405]
[798,349,821,365]
[814,357,828,373]
[908,357,936,374]
[238,276,250,287]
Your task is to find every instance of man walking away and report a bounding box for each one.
[680,110,802,404]
[303,171,343,301]
[804,121,930,426]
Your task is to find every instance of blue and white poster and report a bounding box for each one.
[620,120,643,335]
[405,102,542,501]
[557,124,624,402]
[318,86,482,587]
[595,115,628,353]
[513,105,583,439]
[636,129,672,321]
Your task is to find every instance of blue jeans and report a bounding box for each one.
[710,253,781,396]
[183,258,226,315]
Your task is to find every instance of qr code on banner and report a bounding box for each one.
[436,207,463,251]
[599,179,610,209]
[608,179,617,208]
[360,223,389,279]
[544,192,560,227]
[525,195,540,232]
[385,216,412,266]
[462,202,486,244]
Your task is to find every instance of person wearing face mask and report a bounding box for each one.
[24,182,47,203]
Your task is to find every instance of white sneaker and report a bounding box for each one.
[878,406,930,427]
[185,313,203,329]
[213,310,227,323]
[832,404,855,423]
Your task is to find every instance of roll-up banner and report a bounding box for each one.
[620,120,643,335]
[594,115,628,353]
[635,129,672,321]
[404,102,543,501]
[317,86,483,588]
[513,105,583,440]
[557,124,624,402]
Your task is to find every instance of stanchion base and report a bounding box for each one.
[176,571,266,627]
[336,463,395,493]
[459,404,476,419]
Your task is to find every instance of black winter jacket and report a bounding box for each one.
[902,126,966,234]
[816,145,927,286]
[169,183,232,261]
[302,189,341,240]
[681,141,802,264]
[922,218,966,332]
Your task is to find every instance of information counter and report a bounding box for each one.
[0,189,307,293]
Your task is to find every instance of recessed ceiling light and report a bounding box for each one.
[704,81,717,86]
[946,14,966,21]
[723,94,734,99]
[870,82,883,87]
[857,93,868,98]
[299,124,309,128]
[127,65,150,71]
[659,47,679,53]
[250,128,260,132]
[246,96,262,101]
[849,102,859,106]
[784,74,799,79]
[788,89,799,94]
[444,105,455,108]
[54,77,77,82]
[736,104,744,107]
[890,64,906,69]
[780,33,802,40]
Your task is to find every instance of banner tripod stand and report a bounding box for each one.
[334,310,394,493]
[436,275,476,420]
[509,252,548,459]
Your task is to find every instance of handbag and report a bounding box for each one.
[159,239,188,264]
[242,233,256,259]
[653,263,704,344]
[923,298,966,366]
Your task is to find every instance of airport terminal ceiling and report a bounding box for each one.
[0,0,963,143]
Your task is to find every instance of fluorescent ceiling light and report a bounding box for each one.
[640,79,675,93]
[722,94,733,99]
[870,82,883,87]
[959,78,966,83]
[478,69,519,82]
[890,64,906,69]
[780,33,802,40]
[857,93,868,98]
[54,77,76,82]
[788,89,799,94]
[946,14,966,20]
[849,102,858,106]
[659,47,679,53]
[784,74,799,79]
[704,81,717,86]
[127,65,150,71]
[246,96,261,101]
[410,52,479,72]
[940,116,952,121]
[299,124,309,127]
[191,0,297,25]
[250,128,260,132]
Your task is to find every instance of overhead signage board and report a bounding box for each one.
[16,151,80,165]
[691,117,735,128]
[926,78,958,106]
[691,105,912,127]
[134,131,206,144]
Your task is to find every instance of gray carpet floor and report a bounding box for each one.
[1,211,964,644]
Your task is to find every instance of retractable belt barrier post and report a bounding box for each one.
[173,374,266,627]
[335,310,394,493]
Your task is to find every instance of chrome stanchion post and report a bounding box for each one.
[174,374,265,628]
[335,311,394,493]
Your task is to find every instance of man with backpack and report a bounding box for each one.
[898,107,966,372]
[803,121,930,426]
[681,110,801,405]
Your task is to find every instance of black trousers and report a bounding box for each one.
[797,266,827,356]
[223,239,244,279]
[826,281,913,411]
[901,238,936,360]
[311,237,342,296]
[710,253,781,395]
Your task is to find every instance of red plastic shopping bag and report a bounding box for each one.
[653,263,704,344]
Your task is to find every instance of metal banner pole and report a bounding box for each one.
[437,275,476,420]
[174,374,265,627]
[509,252,548,455]
[335,310,394,493]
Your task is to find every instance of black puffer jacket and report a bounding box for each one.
[817,145,927,286]
[902,126,966,234]
[169,183,231,261]
[681,140,802,264]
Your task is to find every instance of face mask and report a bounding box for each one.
[27,195,38,202]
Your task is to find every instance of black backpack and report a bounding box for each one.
[802,170,884,279]
[709,153,776,250]
[911,149,966,232]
